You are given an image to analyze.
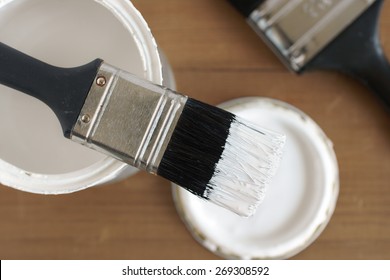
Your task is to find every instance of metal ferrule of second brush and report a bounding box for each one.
[247,0,376,71]
[71,62,188,174]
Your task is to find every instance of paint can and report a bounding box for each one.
[0,0,174,193]
[172,97,339,259]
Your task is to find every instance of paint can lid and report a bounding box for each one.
[0,0,163,193]
[172,97,339,259]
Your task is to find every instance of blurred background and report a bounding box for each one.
[0,0,389,259]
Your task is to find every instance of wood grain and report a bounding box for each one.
[0,0,389,259]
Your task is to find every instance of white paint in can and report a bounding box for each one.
[0,0,172,193]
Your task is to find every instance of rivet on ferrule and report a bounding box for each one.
[96,76,106,87]
[81,114,91,124]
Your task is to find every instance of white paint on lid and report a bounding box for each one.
[173,97,339,259]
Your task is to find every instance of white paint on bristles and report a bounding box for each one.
[205,116,286,217]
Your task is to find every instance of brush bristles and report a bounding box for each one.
[205,117,285,217]
[157,98,285,217]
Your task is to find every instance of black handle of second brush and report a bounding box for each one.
[227,0,266,17]
[0,42,103,137]
[347,45,390,111]
[304,0,390,112]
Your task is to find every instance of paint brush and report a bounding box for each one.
[227,0,390,110]
[0,42,285,217]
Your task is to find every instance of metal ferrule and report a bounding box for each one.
[248,0,376,71]
[71,62,188,174]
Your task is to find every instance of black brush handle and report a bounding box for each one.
[348,40,390,110]
[227,0,265,17]
[305,0,390,111]
[0,42,102,137]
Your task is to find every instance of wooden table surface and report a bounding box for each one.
[1,0,390,260]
